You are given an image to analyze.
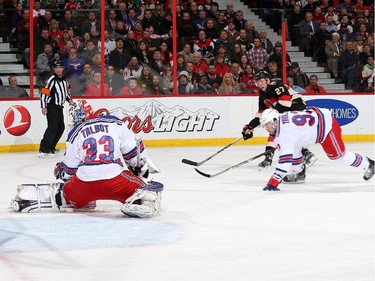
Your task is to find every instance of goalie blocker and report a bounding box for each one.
[10,180,163,218]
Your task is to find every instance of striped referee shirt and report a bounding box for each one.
[40,74,72,108]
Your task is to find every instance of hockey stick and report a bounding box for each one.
[181,137,243,166]
[194,148,276,178]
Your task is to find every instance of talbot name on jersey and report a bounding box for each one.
[81,124,109,138]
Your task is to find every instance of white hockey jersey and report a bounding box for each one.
[61,115,146,182]
[271,107,333,182]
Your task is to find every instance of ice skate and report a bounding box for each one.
[302,148,317,169]
[283,165,306,184]
[364,158,374,181]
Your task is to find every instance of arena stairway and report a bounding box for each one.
[215,0,350,92]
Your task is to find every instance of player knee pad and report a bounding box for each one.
[121,181,163,218]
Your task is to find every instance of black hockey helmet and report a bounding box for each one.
[255,70,271,81]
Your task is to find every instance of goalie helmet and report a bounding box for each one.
[260,109,279,127]
[70,100,93,125]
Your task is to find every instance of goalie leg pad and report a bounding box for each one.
[121,181,163,218]
[10,184,54,213]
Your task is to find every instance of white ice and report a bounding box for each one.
[0,143,374,281]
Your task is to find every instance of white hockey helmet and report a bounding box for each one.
[70,100,93,125]
[260,109,279,127]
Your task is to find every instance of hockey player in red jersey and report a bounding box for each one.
[241,70,316,168]
[11,101,163,218]
[259,108,374,191]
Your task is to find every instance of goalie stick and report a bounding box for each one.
[181,137,243,166]
[194,148,276,178]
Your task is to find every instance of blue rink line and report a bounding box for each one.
[0,215,181,253]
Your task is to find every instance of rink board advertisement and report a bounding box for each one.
[0,95,373,151]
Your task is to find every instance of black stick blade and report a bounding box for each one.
[194,168,211,178]
[182,159,199,166]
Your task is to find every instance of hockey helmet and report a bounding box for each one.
[260,109,279,127]
[70,100,94,125]
[255,70,271,81]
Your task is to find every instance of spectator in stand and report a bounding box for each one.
[10,2,24,42]
[58,30,75,56]
[236,28,253,53]
[159,12,172,36]
[217,72,241,94]
[299,12,320,57]
[109,38,131,74]
[325,5,340,25]
[18,19,30,68]
[239,54,250,72]
[105,9,118,33]
[74,63,94,96]
[229,43,244,65]
[119,77,143,95]
[177,54,186,73]
[214,54,231,77]
[133,21,144,41]
[362,10,373,33]
[340,40,359,90]
[241,64,258,94]
[234,10,246,31]
[32,0,46,19]
[84,72,112,96]
[65,0,80,12]
[361,55,374,91]
[160,65,173,94]
[216,11,228,31]
[247,37,268,72]
[105,65,124,95]
[311,6,325,23]
[353,36,365,54]
[266,60,282,81]
[160,41,172,65]
[311,22,331,65]
[358,44,374,66]
[215,30,233,56]
[192,52,209,76]
[287,4,305,46]
[184,61,199,86]
[305,74,327,93]
[77,32,91,52]
[230,62,242,85]
[97,30,116,65]
[224,2,235,21]
[111,20,128,41]
[268,41,292,74]
[123,30,137,57]
[352,14,370,34]
[178,11,197,46]
[194,30,215,63]
[59,9,79,36]
[177,71,195,94]
[194,9,207,30]
[338,23,354,45]
[126,8,145,31]
[81,12,100,44]
[286,75,306,93]
[204,18,219,40]
[225,19,240,43]
[196,74,216,94]
[48,19,62,44]
[178,43,193,63]
[35,28,59,57]
[2,75,29,98]
[207,63,222,90]
[325,32,343,83]
[138,65,154,95]
[79,40,99,64]
[116,2,128,23]
[325,15,338,34]
[259,30,273,54]
[338,0,355,17]
[136,40,152,65]
[289,62,310,89]
[63,47,84,86]
[354,0,371,14]
[149,48,166,75]
[302,0,319,13]
[123,56,143,81]
[353,24,369,42]
[147,75,167,95]
[338,15,354,34]
[141,9,159,32]
[36,43,60,86]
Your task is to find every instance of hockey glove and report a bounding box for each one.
[129,160,150,179]
[242,124,254,140]
[54,162,74,182]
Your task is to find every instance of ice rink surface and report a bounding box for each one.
[0,142,374,281]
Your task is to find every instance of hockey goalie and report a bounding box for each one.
[10,100,163,218]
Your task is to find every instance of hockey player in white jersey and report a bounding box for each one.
[259,107,374,191]
[11,100,163,218]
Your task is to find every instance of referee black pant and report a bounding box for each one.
[39,104,65,153]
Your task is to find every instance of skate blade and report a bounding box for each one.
[282,180,305,184]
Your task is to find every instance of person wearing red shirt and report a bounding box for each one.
[119,77,143,95]
[214,55,231,77]
[84,72,112,96]
[305,74,327,94]
[192,52,208,75]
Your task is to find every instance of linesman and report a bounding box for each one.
[39,60,73,157]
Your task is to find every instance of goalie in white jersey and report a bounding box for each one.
[260,107,374,191]
[11,100,163,218]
